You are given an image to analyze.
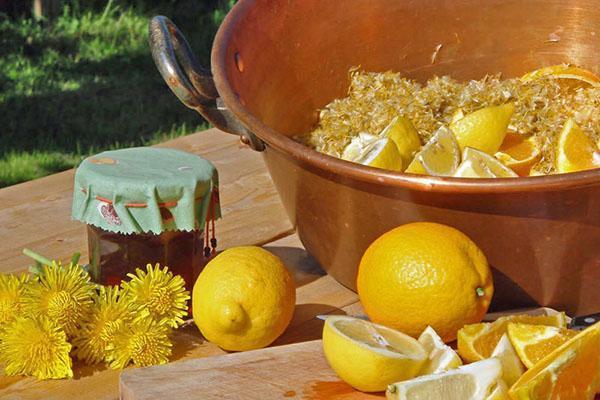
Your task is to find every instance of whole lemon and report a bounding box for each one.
[357,222,493,342]
[193,246,295,351]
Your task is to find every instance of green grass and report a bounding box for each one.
[0,0,235,187]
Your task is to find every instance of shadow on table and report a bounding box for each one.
[73,361,107,380]
[273,304,347,346]
[263,245,326,288]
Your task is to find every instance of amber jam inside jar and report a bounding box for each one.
[87,225,205,292]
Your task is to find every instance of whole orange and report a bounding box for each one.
[357,222,493,342]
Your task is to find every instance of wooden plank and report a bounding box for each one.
[120,340,382,400]
[0,233,361,400]
[0,129,293,274]
[119,307,561,400]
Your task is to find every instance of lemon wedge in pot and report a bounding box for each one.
[322,316,427,393]
[450,103,515,154]
[341,132,379,162]
[455,147,518,178]
[405,126,460,176]
[381,116,422,168]
[354,137,404,171]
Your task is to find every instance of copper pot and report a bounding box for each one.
[150,0,599,314]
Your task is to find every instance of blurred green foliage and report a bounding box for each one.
[0,0,235,187]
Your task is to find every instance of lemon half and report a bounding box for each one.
[322,316,427,392]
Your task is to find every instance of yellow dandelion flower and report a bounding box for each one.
[0,273,29,327]
[105,317,172,369]
[22,261,95,336]
[121,264,190,328]
[72,285,134,364]
[0,316,73,379]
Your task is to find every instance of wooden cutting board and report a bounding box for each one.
[120,340,383,400]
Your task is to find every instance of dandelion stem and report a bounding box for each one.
[23,248,52,266]
[70,252,81,265]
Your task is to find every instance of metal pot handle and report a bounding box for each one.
[149,16,265,151]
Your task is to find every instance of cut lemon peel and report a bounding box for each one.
[322,316,427,392]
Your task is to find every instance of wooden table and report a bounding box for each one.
[0,129,363,400]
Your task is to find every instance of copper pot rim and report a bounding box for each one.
[211,0,600,194]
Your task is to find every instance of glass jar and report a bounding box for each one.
[87,226,205,291]
[72,147,220,291]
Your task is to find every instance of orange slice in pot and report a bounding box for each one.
[555,118,600,174]
[509,322,600,400]
[507,323,579,369]
[521,64,600,88]
[495,132,541,176]
[457,312,567,363]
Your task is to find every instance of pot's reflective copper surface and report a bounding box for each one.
[156,1,600,314]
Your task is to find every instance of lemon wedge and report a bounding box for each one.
[455,147,518,178]
[495,132,541,176]
[418,326,462,374]
[341,133,379,162]
[521,64,600,88]
[451,108,465,124]
[555,118,600,174]
[355,138,404,172]
[450,103,515,155]
[386,358,504,400]
[405,127,460,176]
[486,380,509,400]
[381,116,422,168]
[509,322,600,400]
[490,334,525,387]
[322,316,427,392]
[506,323,578,369]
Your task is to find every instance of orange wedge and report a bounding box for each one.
[495,132,541,176]
[509,322,600,400]
[457,312,567,363]
[555,118,600,174]
[521,64,600,88]
[506,323,579,369]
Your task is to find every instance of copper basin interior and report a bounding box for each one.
[210,0,600,314]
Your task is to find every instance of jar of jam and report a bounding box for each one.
[72,147,220,292]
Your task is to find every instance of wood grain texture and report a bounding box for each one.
[0,129,293,274]
[120,340,383,400]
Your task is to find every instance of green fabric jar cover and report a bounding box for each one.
[71,147,220,236]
